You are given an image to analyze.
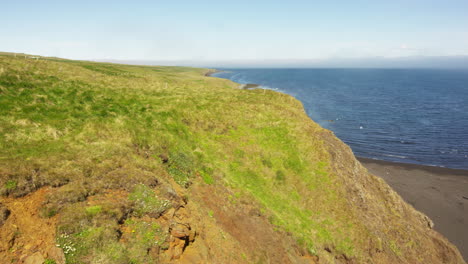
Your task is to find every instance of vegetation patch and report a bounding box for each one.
[128,184,170,217]
[167,151,195,187]
[121,218,166,263]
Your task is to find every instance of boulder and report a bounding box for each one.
[23,252,44,264]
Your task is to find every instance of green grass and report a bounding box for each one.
[4,180,16,190]
[123,218,166,263]
[0,53,365,260]
[85,205,102,217]
[55,194,163,263]
[128,184,170,217]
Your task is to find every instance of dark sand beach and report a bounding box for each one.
[359,157,468,261]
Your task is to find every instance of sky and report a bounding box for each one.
[2,0,468,66]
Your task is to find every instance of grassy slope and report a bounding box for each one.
[0,53,464,263]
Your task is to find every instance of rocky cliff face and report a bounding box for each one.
[0,54,464,263]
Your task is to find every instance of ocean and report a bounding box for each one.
[213,68,468,170]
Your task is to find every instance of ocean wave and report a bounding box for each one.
[381,154,408,159]
[258,85,283,92]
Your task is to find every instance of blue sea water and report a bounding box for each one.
[213,69,468,170]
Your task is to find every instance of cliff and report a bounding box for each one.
[0,53,464,263]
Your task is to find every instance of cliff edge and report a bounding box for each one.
[0,53,464,263]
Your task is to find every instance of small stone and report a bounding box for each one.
[427,217,434,229]
[47,246,66,264]
[171,225,189,238]
[158,154,169,163]
[161,208,176,221]
[24,252,45,264]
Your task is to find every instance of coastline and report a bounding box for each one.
[358,157,468,261]
[1,54,465,263]
[204,69,222,77]
[206,70,260,89]
[205,72,467,260]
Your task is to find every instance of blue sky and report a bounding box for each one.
[2,0,468,62]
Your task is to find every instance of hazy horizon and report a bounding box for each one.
[2,0,468,66]
[97,55,468,69]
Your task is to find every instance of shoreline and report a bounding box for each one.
[207,71,468,259]
[205,70,260,89]
[358,156,468,176]
[358,157,468,261]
